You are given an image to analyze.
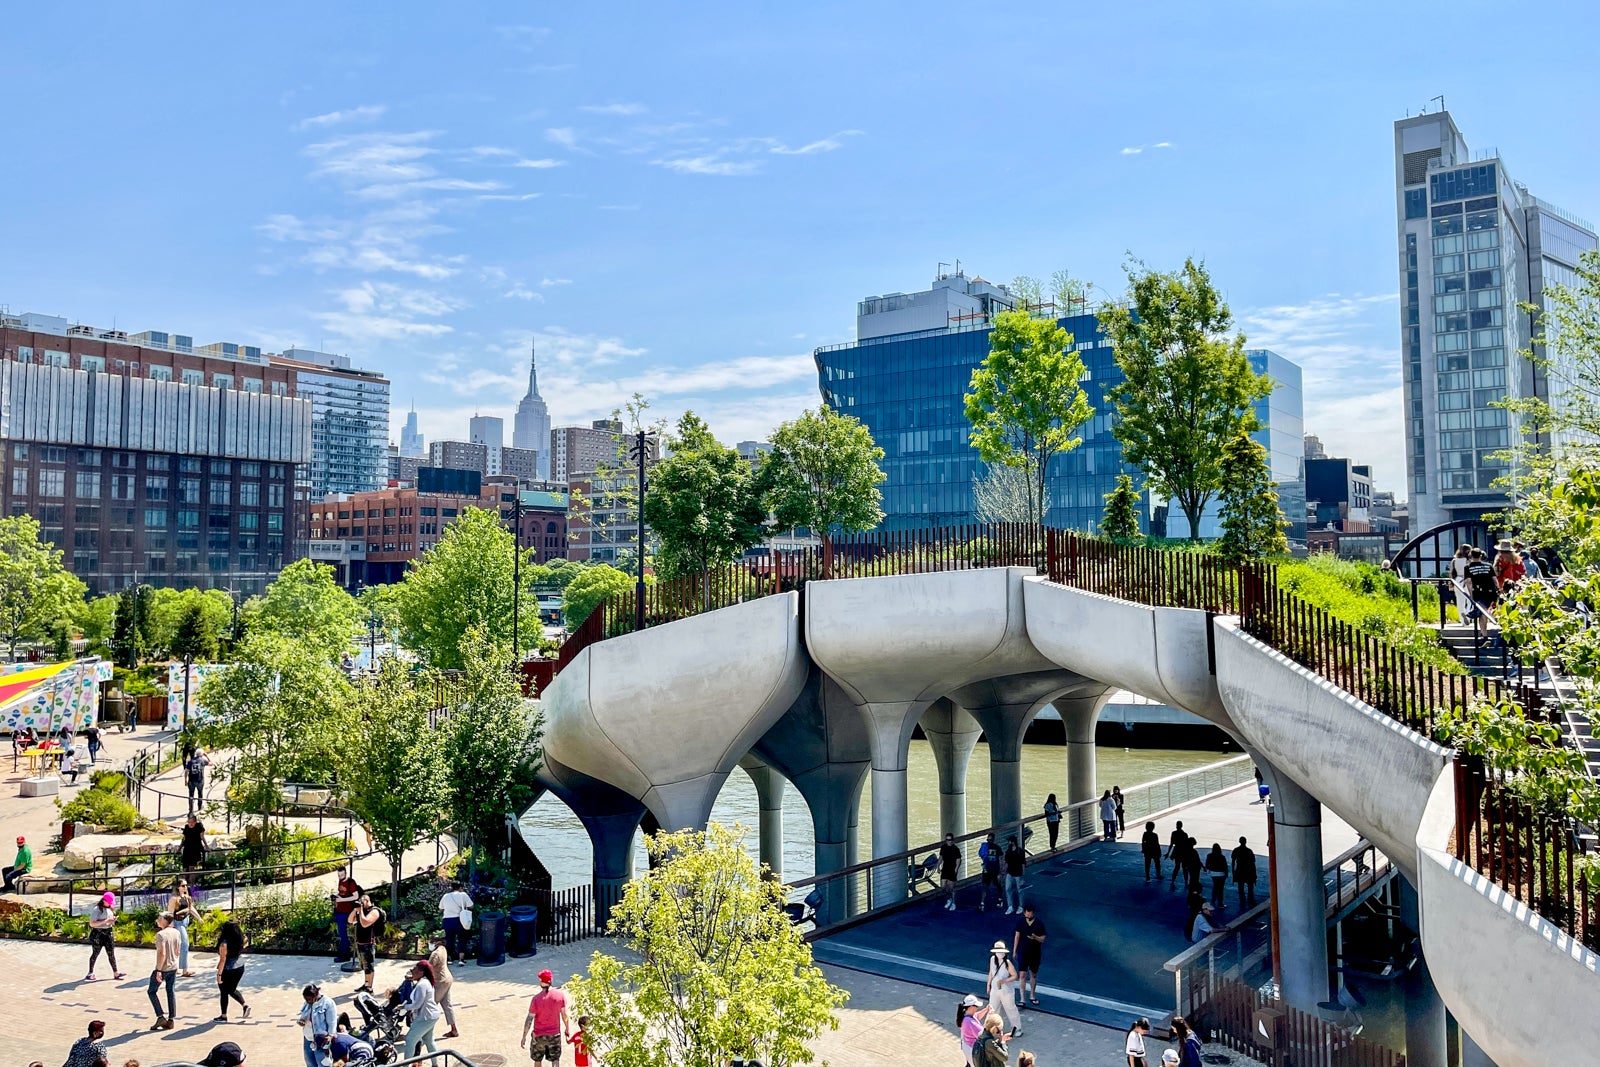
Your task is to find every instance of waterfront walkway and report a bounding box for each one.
[811,782,1358,1029]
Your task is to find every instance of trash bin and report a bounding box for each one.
[476,910,508,967]
[507,905,539,958]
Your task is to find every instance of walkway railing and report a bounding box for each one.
[548,522,1582,942]
[1188,977,1405,1067]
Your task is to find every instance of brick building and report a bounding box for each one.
[0,313,312,595]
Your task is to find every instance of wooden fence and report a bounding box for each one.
[1192,977,1405,1067]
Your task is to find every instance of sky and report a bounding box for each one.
[5,2,1599,499]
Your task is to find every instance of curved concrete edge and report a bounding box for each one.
[1151,606,1231,727]
[541,592,808,815]
[1211,619,1450,884]
[1022,578,1178,707]
[1415,771,1600,1067]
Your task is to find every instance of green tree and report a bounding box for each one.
[1101,473,1143,543]
[1100,258,1272,540]
[358,584,403,656]
[195,633,351,830]
[643,412,770,593]
[340,657,451,910]
[145,588,232,659]
[763,407,886,533]
[395,507,543,669]
[0,514,87,661]
[75,595,119,655]
[253,558,360,658]
[562,564,635,628]
[446,628,543,876]
[171,598,223,661]
[568,824,847,1067]
[1215,432,1287,561]
[963,309,1094,526]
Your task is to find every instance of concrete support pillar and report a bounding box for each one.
[1267,772,1330,1013]
[858,699,923,906]
[580,809,644,926]
[1396,877,1447,1067]
[740,757,786,881]
[1460,1034,1499,1067]
[1059,692,1107,840]
[921,698,981,840]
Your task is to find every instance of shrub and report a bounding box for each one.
[58,787,146,832]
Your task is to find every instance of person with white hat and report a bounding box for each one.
[85,891,125,981]
[986,940,1022,1038]
[957,993,987,1065]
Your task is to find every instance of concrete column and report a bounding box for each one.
[858,699,924,905]
[1460,1034,1499,1067]
[740,757,786,881]
[1060,692,1107,840]
[580,809,643,926]
[1268,772,1330,1013]
[844,782,863,919]
[921,699,981,840]
[1396,876,1447,1067]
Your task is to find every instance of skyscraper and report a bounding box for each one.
[1394,109,1597,531]
[400,405,424,457]
[275,348,390,498]
[469,415,505,476]
[512,340,552,480]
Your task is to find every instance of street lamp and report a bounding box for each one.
[629,430,654,631]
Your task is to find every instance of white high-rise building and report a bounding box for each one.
[470,414,505,476]
[400,406,424,457]
[276,348,390,498]
[512,340,552,480]
[1395,110,1597,531]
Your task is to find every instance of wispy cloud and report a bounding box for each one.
[579,103,646,116]
[598,203,640,211]
[318,281,460,341]
[545,127,578,148]
[768,129,863,155]
[1120,141,1174,156]
[541,278,572,287]
[652,155,762,177]
[650,129,864,176]
[513,158,566,169]
[296,105,387,131]
[495,25,551,50]
[476,192,542,202]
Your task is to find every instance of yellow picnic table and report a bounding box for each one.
[21,747,60,775]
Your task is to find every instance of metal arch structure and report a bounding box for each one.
[1387,518,1495,623]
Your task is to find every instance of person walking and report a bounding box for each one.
[1112,785,1126,835]
[973,1013,1009,1067]
[1099,790,1117,841]
[85,891,125,981]
[427,934,459,1039]
[1166,822,1187,889]
[61,1020,108,1067]
[1002,835,1026,915]
[1204,844,1228,910]
[438,881,474,962]
[521,968,572,1067]
[1465,547,1500,643]
[938,832,962,911]
[1012,904,1047,1007]
[180,815,207,879]
[977,832,1001,913]
[1254,767,1270,804]
[214,919,250,1021]
[332,873,361,963]
[168,878,201,976]
[83,723,101,765]
[1141,821,1162,881]
[1231,837,1258,908]
[146,911,180,1030]
[1494,539,1525,592]
[1043,794,1061,850]
[1125,1016,1152,1067]
[351,894,382,993]
[184,748,211,814]
[1181,835,1202,896]
[1449,544,1473,618]
[298,983,338,1067]
[3,835,32,892]
[986,941,1022,1038]
[958,994,986,1066]
[402,961,442,1057]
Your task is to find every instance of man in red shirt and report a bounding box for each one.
[521,969,571,1065]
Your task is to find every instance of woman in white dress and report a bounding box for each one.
[986,940,1023,1038]
[1451,544,1473,620]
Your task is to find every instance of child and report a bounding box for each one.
[1018,1053,1036,1067]
[568,1015,591,1066]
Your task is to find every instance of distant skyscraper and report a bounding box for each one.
[1395,109,1597,531]
[277,348,390,498]
[400,405,424,457]
[512,340,552,480]
[469,415,505,476]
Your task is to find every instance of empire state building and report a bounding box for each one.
[512,339,552,480]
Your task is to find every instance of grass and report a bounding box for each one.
[1270,554,1464,674]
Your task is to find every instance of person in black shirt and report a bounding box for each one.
[1166,821,1187,890]
[938,833,962,912]
[1002,837,1026,915]
[1011,905,1047,1006]
[1231,837,1258,908]
[1141,821,1162,881]
[1464,547,1499,642]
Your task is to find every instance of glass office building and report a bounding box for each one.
[814,273,1304,537]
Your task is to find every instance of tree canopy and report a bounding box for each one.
[1101,473,1143,543]
[568,823,847,1067]
[1100,258,1272,540]
[253,558,360,656]
[1215,432,1287,561]
[146,588,232,661]
[643,412,770,581]
[562,563,636,628]
[763,407,885,534]
[0,514,87,661]
[964,309,1094,525]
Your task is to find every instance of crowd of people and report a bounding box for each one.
[1451,538,1549,645]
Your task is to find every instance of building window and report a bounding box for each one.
[147,455,169,470]
[239,482,260,507]
[268,484,284,508]
[44,349,69,368]
[178,510,200,529]
[148,365,172,382]
[144,509,167,528]
[79,355,105,373]
[210,480,231,506]
[75,471,101,498]
[111,475,134,501]
[271,381,287,397]
[266,513,283,531]
[10,468,26,495]
[16,346,31,363]
[240,461,260,477]
[1404,189,1427,220]
[73,551,99,573]
[182,369,204,386]
[145,476,169,501]
[39,470,64,497]
[212,374,234,389]
[243,378,262,393]
[238,512,259,530]
[179,478,201,504]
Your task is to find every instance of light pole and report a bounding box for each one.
[509,492,526,664]
[181,652,193,733]
[629,430,653,631]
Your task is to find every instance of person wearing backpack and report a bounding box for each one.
[977,832,1001,913]
[1465,547,1500,642]
[351,894,384,994]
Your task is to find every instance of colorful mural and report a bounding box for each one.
[0,659,111,733]
[165,663,224,730]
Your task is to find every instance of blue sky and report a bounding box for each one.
[5,3,1599,498]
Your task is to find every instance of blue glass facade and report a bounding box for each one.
[814,317,1304,538]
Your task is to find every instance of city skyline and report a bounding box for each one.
[5,4,1600,498]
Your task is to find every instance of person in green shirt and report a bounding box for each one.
[3,835,31,892]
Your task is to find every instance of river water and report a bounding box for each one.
[519,740,1229,888]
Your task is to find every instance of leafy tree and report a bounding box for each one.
[763,407,886,533]
[568,824,847,1067]
[972,463,1035,524]
[535,559,590,591]
[964,309,1094,525]
[1215,432,1287,561]
[195,633,351,830]
[446,627,543,876]
[253,558,360,658]
[75,595,119,655]
[1101,473,1143,543]
[569,393,665,565]
[145,588,232,659]
[1100,258,1272,540]
[643,412,769,593]
[340,657,450,910]
[111,588,146,668]
[171,598,223,661]
[0,514,87,661]
[395,507,543,670]
[357,584,403,655]
[562,564,635,628]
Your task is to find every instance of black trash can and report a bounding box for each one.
[476,910,508,967]
[507,905,539,958]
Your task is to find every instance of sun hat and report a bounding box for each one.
[1162,1051,1181,1065]
[962,994,984,1007]
[1496,539,1515,552]
[100,891,115,905]
[991,940,1008,954]
[539,969,554,984]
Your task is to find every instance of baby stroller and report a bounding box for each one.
[350,989,411,1064]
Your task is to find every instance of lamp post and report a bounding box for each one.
[629,430,653,631]
[181,652,193,733]
[368,614,378,668]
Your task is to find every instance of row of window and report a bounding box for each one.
[8,445,277,478]
[13,348,286,393]
[1433,249,1501,274]
[1432,211,1498,237]
[1433,290,1502,313]
[1435,329,1505,353]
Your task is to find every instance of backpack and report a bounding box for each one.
[368,906,386,938]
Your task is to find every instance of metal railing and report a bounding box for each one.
[89,826,352,883]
